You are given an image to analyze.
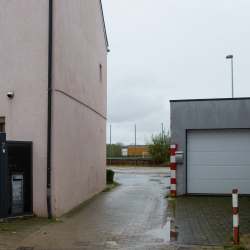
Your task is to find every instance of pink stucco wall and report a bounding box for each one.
[0,0,107,217]
[0,0,49,217]
[51,0,107,217]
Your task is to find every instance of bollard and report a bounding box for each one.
[232,189,239,245]
[170,219,176,241]
[170,144,178,196]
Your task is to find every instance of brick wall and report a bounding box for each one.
[106,158,170,167]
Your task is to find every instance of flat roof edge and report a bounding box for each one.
[99,0,109,50]
[170,97,250,103]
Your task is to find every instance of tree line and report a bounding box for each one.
[106,142,124,157]
[106,130,171,164]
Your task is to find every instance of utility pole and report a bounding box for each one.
[110,125,111,165]
[135,124,136,166]
[162,123,163,140]
[162,123,164,165]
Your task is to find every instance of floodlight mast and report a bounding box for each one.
[226,55,233,98]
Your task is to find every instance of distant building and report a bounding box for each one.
[121,145,149,157]
[122,147,128,156]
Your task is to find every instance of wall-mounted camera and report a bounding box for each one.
[7,91,14,99]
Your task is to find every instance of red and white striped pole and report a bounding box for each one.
[170,219,176,240]
[232,189,239,245]
[170,144,178,197]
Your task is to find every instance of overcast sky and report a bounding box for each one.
[102,0,250,145]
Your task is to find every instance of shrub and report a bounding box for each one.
[145,130,170,164]
[106,169,115,183]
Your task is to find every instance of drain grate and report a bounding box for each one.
[16,247,34,250]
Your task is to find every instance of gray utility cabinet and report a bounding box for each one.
[170,97,250,196]
[11,174,24,214]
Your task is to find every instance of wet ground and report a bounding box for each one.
[114,173,170,187]
[1,166,250,250]
[175,196,250,246]
[108,166,171,175]
[1,167,177,250]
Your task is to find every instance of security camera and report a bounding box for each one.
[7,91,14,99]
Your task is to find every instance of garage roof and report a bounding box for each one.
[170,97,250,102]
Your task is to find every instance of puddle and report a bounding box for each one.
[114,173,170,187]
[146,218,177,243]
[104,241,118,247]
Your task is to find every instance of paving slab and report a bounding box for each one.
[1,168,173,250]
[175,196,250,247]
[1,167,249,250]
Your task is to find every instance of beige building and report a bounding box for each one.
[123,146,149,157]
[0,0,108,218]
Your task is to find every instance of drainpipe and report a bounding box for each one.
[47,0,53,219]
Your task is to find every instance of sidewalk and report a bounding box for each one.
[0,167,249,250]
[0,167,174,249]
[2,185,175,249]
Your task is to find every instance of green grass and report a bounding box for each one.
[232,245,246,250]
[102,186,112,192]
[1,227,15,232]
[228,235,246,250]
[229,235,234,241]
[107,165,147,167]
[17,216,30,221]
[106,165,168,167]
[106,157,147,159]
[49,218,57,222]
[170,200,176,210]
[223,243,231,248]
[103,181,120,192]
[165,194,171,198]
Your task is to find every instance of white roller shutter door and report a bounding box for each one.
[187,129,250,195]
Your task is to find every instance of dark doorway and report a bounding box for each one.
[6,141,33,216]
[0,133,7,219]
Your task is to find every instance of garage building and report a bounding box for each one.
[170,97,250,196]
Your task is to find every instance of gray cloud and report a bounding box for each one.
[103,0,250,145]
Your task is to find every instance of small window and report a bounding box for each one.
[99,64,102,83]
[0,117,5,132]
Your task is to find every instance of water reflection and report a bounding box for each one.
[114,173,170,187]
[146,218,176,243]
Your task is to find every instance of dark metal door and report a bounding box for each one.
[0,133,7,219]
[7,141,32,216]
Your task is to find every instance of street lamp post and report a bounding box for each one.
[226,55,233,98]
